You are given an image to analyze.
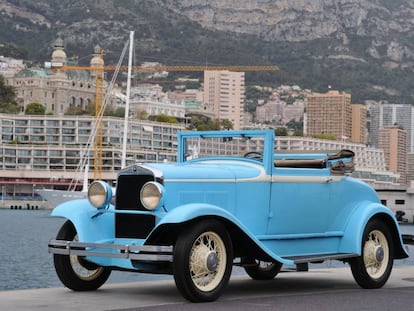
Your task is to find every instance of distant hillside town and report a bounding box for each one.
[1,39,414,220]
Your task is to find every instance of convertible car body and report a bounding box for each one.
[48,130,408,302]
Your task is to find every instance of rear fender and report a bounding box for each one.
[155,203,294,265]
[51,199,114,242]
[339,201,408,258]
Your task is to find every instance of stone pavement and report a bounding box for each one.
[1,266,414,311]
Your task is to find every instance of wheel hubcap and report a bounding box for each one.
[374,245,384,263]
[192,244,218,273]
[206,251,218,271]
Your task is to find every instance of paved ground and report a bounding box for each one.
[1,266,414,311]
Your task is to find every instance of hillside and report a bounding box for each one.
[0,0,414,103]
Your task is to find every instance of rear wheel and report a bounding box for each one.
[349,219,394,288]
[244,260,282,280]
[53,220,111,291]
[173,220,233,302]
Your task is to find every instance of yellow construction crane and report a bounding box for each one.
[55,64,280,72]
[53,62,279,179]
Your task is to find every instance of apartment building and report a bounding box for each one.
[255,101,284,123]
[378,126,407,185]
[406,152,414,183]
[0,114,184,197]
[203,70,245,130]
[369,103,414,152]
[305,90,352,141]
[351,104,367,144]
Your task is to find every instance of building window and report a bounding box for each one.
[395,199,405,205]
[380,200,387,206]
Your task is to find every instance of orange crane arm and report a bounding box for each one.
[53,65,279,72]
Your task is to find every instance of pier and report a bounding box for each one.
[0,199,49,210]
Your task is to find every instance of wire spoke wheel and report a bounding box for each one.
[173,220,233,302]
[189,231,227,291]
[350,219,393,289]
[363,230,389,279]
[244,260,282,280]
[68,235,107,281]
[53,221,111,291]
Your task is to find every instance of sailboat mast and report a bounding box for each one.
[121,31,134,169]
[82,163,89,192]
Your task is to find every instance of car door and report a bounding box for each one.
[267,167,334,236]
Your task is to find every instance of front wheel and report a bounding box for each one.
[53,220,111,291]
[349,219,394,289]
[173,220,233,302]
[244,260,282,280]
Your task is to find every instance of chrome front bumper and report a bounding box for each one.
[48,240,173,262]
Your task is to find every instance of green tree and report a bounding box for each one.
[137,110,149,120]
[0,75,18,113]
[245,86,271,114]
[220,119,233,130]
[275,127,288,136]
[292,130,304,136]
[152,114,179,124]
[114,107,125,118]
[313,133,337,140]
[65,105,85,115]
[286,119,303,132]
[187,114,219,131]
[25,102,45,115]
[85,103,95,115]
[101,106,126,118]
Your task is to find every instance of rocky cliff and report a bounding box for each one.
[1,0,414,102]
[164,0,414,64]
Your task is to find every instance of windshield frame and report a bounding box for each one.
[177,130,275,173]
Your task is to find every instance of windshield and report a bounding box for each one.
[181,132,266,162]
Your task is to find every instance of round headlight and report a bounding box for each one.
[88,181,112,208]
[140,181,164,210]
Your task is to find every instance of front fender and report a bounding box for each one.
[51,199,114,242]
[339,201,408,258]
[157,203,238,226]
[155,203,295,265]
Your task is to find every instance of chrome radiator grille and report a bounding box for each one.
[115,173,155,238]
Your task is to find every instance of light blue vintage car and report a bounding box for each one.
[48,130,408,302]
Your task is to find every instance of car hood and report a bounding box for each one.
[147,160,266,181]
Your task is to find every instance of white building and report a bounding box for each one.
[0,56,25,77]
[0,113,184,198]
[130,84,186,119]
[203,70,245,130]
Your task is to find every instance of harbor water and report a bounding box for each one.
[0,209,171,291]
[1,209,413,291]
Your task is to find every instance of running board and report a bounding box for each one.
[283,253,358,264]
